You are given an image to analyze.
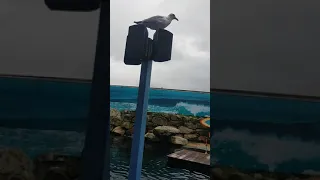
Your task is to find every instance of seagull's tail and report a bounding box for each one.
[134,21,142,24]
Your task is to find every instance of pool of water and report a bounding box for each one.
[0,127,209,180]
[2,77,320,175]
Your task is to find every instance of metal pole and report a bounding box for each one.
[128,59,153,180]
[80,1,110,180]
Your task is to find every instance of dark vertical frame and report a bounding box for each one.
[80,1,111,180]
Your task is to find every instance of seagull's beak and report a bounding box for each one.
[175,17,179,21]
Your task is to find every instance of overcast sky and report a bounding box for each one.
[110,0,210,91]
[0,0,210,92]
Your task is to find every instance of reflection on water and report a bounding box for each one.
[212,128,320,174]
[0,127,209,180]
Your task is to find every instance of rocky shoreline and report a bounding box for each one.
[0,148,80,180]
[110,109,210,151]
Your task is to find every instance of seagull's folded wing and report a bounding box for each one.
[141,15,164,23]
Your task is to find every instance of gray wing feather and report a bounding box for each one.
[142,15,163,22]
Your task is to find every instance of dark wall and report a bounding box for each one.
[211,0,320,97]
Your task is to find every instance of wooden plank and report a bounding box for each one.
[167,149,210,175]
[167,149,210,166]
[198,154,210,165]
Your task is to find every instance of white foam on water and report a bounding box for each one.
[175,102,210,116]
[214,128,320,171]
[110,101,210,116]
[303,170,320,175]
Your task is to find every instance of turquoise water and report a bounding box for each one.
[212,93,320,174]
[0,78,209,130]
[0,77,210,179]
[1,77,320,175]
[0,127,209,180]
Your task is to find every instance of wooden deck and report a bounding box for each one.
[167,149,210,175]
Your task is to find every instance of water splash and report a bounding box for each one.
[212,128,320,173]
[110,101,210,117]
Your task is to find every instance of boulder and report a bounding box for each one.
[145,133,160,142]
[196,129,210,136]
[168,120,184,127]
[184,122,198,130]
[110,117,123,126]
[110,108,121,119]
[151,115,168,126]
[183,134,199,140]
[123,113,135,123]
[153,126,180,137]
[0,148,34,180]
[34,153,81,180]
[122,121,133,129]
[178,126,194,134]
[170,136,188,145]
[112,126,126,136]
[170,114,178,121]
[110,109,123,126]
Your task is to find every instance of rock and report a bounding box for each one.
[184,122,197,130]
[168,120,184,127]
[178,126,194,134]
[211,168,227,180]
[183,134,199,140]
[34,153,81,180]
[122,121,133,129]
[0,148,34,180]
[153,126,180,136]
[110,116,123,126]
[196,129,210,136]
[170,136,188,145]
[170,114,178,121]
[145,133,160,142]
[151,115,168,126]
[110,125,115,131]
[110,108,121,119]
[112,126,126,136]
[110,109,123,126]
[122,113,134,122]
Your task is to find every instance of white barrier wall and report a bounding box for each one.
[211,0,320,97]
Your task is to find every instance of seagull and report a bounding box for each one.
[134,13,179,30]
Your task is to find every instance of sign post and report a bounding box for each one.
[128,59,153,180]
[124,25,173,180]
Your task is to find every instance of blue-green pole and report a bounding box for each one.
[128,59,153,180]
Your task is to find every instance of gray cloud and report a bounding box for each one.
[211,0,320,96]
[111,0,210,91]
[110,0,210,91]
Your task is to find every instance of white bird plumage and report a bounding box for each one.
[134,13,179,30]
